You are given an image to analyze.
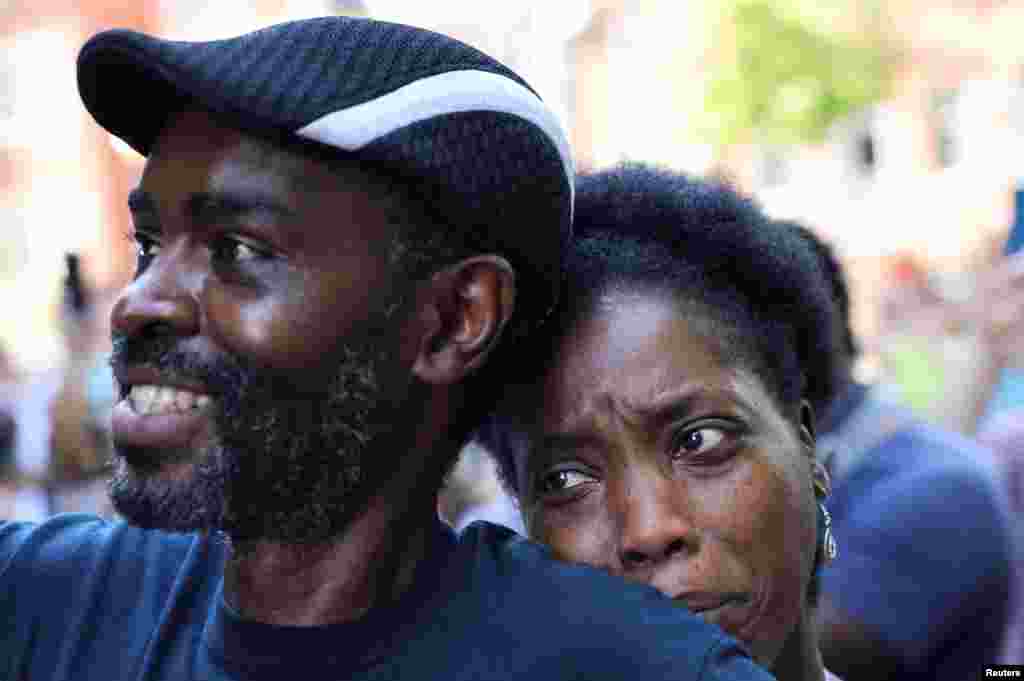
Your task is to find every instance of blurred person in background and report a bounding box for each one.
[0,345,16,518]
[484,164,845,681]
[792,222,1014,681]
[0,17,776,681]
[0,410,14,515]
[0,255,118,520]
[978,404,1024,665]
[0,340,53,521]
[438,438,525,535]
[943,248,1024,434]
[870,247,1024,438]
[46,253,116,517]
[966,251,1024,664]
[873,256,949,416]
[978,181,1024,426]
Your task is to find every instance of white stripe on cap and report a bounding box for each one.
[296,69,574,199]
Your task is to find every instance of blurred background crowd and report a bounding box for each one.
[1,0,1023,667]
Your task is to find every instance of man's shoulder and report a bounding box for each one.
[1,515,227,680]
[446,522,773,680]
[455,521,668,606]
[2,513,121,575]
[1,513,222,599]
[3,513,198,560]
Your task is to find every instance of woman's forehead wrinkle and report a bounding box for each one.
[545,392,599,436]
[552,380,645,437]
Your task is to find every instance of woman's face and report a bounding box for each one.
[517,288,819,667]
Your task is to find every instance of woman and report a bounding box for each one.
[484,164,844,680]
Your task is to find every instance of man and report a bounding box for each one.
[792,223,1015,681]
[0,17,775,681]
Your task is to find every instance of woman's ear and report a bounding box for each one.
[412,255,516,385]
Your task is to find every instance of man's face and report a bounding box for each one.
[107,109,420,543]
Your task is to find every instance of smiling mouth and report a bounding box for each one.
[126,384,213,415]
[110,378,220,453]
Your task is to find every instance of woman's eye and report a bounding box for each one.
[538,469,595,495]
[672,427,727,458]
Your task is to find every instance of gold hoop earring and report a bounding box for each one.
[820,503,838,563]
[813,472,832,500]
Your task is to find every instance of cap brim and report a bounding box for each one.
[78,30,287,156]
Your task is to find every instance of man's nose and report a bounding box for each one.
[615,468,698,574]
[110,242,200,340]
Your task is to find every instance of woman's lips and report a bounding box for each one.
[675,592,752,635]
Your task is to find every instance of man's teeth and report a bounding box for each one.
[128,385,212,415]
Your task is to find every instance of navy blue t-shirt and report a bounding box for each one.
[821,425,1014,680]
[1,515,774,680]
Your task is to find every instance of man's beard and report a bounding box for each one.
[107,302,415,545]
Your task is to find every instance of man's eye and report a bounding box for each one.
[671,427,727,458]
[538,469,595,495]
[128,231,161,262]
[211,237,270,265]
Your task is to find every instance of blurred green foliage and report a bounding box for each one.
[700,0,892,148]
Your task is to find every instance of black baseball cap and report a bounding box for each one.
[77,15,573,331]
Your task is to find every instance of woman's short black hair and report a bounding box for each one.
[780,220,860,361]
[483,162,840,494]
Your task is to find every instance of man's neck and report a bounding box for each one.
[222,387,464,627]
[222,491,437,627]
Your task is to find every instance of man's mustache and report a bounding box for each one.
[108,333,242,397]
[108,334,328,403]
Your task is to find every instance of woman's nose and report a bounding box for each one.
[615,470,698,572]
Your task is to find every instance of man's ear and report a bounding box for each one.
[412,255,515,385]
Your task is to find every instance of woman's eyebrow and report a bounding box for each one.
[612,386,704,426]
[621,386,749,425]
